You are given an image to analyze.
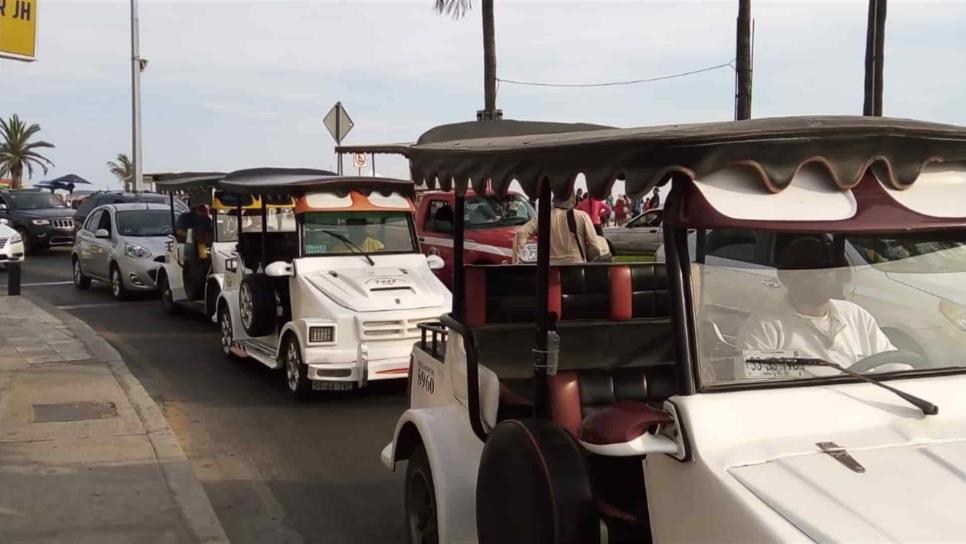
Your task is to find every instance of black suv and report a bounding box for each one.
[74,191,188,233]
[0,190,76,253]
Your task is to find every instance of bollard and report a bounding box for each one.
[7,262,21,296]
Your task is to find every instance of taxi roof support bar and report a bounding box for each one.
[532,180,552,420]
[168,193,177,232]
[260,197,268,272]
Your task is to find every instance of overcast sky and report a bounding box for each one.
[2,0,964,192]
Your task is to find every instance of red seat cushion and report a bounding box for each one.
[578,401,672,446]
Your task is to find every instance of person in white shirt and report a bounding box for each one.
[738,237,897,377]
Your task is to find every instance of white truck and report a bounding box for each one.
[215,168,452,397]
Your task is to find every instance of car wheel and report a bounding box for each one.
[405,444,438,544]
[283,334,312,399]
[159,273,180,314]
[239,274,275,337]
[72,257,91,289]
[110,264,129,300]
[219,305,239,361]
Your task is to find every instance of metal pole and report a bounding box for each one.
[873,0,887,116]
[130,0,144,191]
[532,181,552,420]
[452,189,466,320]
[335,103,343,176]
[735,0,753,120]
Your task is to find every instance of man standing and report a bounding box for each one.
[513,193,602,265]
[576,194,610,236]
[646,188,661,211]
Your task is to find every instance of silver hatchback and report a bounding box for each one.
[71,202,175,299]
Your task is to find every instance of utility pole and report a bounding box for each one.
[735,0,753,120]
[863,0,887,116]
[130,0,144,191]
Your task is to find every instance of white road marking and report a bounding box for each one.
[56,302,122,310]
[20,281,76,287]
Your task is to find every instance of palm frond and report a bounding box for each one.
[434,0,471,18]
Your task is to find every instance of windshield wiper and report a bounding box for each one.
[745,356,939,416]
[321,229,374,266]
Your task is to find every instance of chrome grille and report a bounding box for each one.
[360,316,439,341]
[0,238,6,249]
[52,218,74,229]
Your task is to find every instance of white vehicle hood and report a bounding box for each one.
[303,263,446,312]
[730,439,966,542]
[886,271,966,305]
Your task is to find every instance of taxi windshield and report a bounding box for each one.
[691,229,966,388]
[302,211,416,256]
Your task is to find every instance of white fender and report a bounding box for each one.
[384,406,484,544]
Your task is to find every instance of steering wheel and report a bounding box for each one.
[850,349,928,373]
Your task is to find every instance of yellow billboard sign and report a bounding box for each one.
[0,0,37,61]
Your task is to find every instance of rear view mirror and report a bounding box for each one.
[265,261,294,277]
[426,254,445,270]
[95,229,110,239]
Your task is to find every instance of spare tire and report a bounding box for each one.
[476,418,599,544]
[239,274,276,337]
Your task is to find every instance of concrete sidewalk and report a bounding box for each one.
[0,295,229,544]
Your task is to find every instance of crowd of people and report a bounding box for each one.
[573,187,662,229]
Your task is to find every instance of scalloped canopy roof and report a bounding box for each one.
[407,116,966,199]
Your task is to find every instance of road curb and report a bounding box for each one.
[26,295,231,544]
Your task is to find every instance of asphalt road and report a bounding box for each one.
[2,249,410,544]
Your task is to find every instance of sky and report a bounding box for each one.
[1,0,964,194]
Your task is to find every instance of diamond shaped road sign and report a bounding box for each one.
[323,102,354,143]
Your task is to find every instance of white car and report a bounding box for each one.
[604,208,663,254]
[0,219,25,267]
[215,168,452,397]
[380,116,966,543]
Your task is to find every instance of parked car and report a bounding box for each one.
[416,190,536,285]
[215,168,451,398]
[604,208,663,254]
[73,191,187,234]
[71,203,174,299]
[379,116,966,543]
[0,218,25,267]
[0,189,76,254]
[69,189,97,209]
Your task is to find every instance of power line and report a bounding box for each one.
[497,59,736,88]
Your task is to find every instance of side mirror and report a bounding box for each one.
[426,254,445,270]
[265,260,294,277]
[0,203,7,211]
[0,218,8,226]
[95,229,110,239]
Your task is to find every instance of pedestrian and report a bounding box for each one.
[576,194,610,236]
[605,194,615,226]
[614,194,628,225]
[647,188,661,210]
[513,193,607,265]
[631,195,643,216]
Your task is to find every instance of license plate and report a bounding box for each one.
[312,381,354,391]
[741,350,805,379]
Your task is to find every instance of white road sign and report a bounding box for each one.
[323,102,354,143]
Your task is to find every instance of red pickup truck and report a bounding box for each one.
[416,190,536,285]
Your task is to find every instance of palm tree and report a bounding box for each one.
[0,114,56,190]
[435,0,499,119]
[107,153,135,191]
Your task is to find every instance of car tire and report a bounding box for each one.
[282,333,312,399]
[405,444,438,544]
[159,273,181,314]
[239,274,275,337]
[110,264,129,301]
[219,304,239,361]
[72,257,91,289]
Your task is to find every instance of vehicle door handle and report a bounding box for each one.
[761,279,781,289]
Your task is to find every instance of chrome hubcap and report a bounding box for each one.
[73,261,81,283]
[112,271,120,297]
[240,285,253,328]
[286,341,300,391]
[220,311,232,354]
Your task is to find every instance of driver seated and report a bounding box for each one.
[737,237,901,375]
[346,219,384,252]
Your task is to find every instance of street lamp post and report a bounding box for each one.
[130,0,143,191]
